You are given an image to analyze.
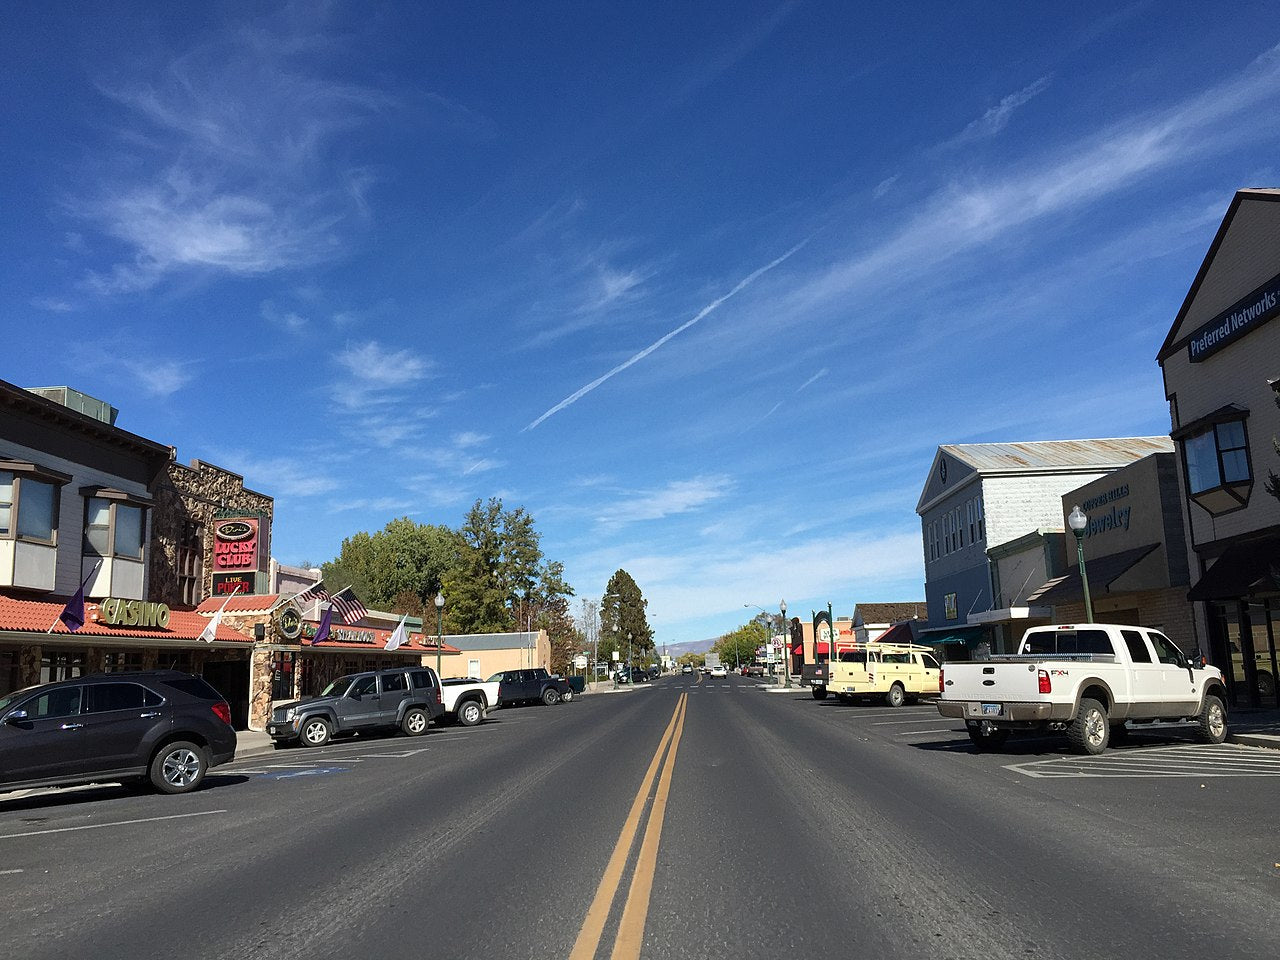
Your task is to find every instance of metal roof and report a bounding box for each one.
[939,437,1173,473]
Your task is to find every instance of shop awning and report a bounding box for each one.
[1188,536,1280,601]
[915,625,986,648]
[1025,543,1161,605]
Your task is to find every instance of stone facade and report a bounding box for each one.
[149,458,273,609]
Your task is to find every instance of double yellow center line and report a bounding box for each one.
[569,693,688,960]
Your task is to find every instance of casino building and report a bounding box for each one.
[1157,188,1280,709]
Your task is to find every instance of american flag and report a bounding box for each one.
[295,581,329,605]
[330,586,369,625]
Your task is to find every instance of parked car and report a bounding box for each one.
[488,668,573,706]
[745,663,765,677]
[268,666,445,748]
[0,670,236,795]
[439,677,502,726]
[939,623,1229,754]
[627,667,651,684]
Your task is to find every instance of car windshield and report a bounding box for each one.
[486,673,506,683]
[321,676,355,697]
[0,685,38,714]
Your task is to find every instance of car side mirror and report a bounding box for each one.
[4,709,29,724]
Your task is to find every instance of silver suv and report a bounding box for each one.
[267,666,444,748]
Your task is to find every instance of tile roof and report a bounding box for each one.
[0,595,251,642]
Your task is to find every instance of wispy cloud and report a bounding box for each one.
[792,42,1280,311]
[525,239,809,430]
[124,358,193,397]
[336,341,432,385]
[260,299,308,332]
[69,19,392,294]
[945,76,1052,147]
[872,175,899,199]
[595,476,732,526]
[223,455,342,498]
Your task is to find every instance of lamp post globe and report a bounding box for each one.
[1066,506,1095,624]
[434,590,445,678]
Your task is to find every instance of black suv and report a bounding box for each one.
[488,668,574,706]
[0,671,237,795]
[267,666,444,748]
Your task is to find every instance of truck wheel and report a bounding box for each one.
[835,693,853,703]
[561,687,575,703]
[967,724,1009,752]
[885,683,906,708]
[457,699,484,726]
[149,741,208,794]
[402,707,429,737]
[1067,698,1109,755]
[1258,672,1275,699]
[541,687,560,706]
[1195,694,1227,744]
[811,687,828,700]
[300,716,332,748]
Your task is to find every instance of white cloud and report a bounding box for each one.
[947,76,1052,146]
[872,174,899,199]
[595,475,732,526]
[336,341,432,385]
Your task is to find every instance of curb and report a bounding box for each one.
[1228,733,1280,750]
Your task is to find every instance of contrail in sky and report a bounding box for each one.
[524,239,809,431]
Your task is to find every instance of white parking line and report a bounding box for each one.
[0,810,226,840]
[897,729,965,736]
[871,718,959,725]
[1,868,24,874]
[1005,744,1280,779]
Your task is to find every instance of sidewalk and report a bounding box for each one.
[1227,706,1280,749]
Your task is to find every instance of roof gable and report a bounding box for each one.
[916,448,978,512]
[1158,189,1280,363]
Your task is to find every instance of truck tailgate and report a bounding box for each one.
[942,661,1043,704]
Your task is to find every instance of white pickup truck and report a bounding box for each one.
[439,677,501,726]
[937,623,1229,754]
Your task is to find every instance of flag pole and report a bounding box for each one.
[47,559,102,633]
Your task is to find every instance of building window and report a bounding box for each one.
[178,520,204,606]
[1184,418,1252,514]
[976,497,985,540]
[0,470,60,543]
[84,497,147,561]
[944,593,958,620]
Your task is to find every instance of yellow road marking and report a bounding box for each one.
[609,690,687,960]
[568,694,686,960]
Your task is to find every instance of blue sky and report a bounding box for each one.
[4,2,1279,645]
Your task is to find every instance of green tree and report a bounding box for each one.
[321,519,458,615]
[600,569,654,667]
[714,624,764,670]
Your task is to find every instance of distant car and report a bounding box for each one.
[628,667,650,684]
[1,670,237,795]
[681,664,694,674]
[710,665,728,678]
[745,664,765,677]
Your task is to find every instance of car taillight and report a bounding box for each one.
[1038,670,1051,695]
[436,687,442,705]
[211,701,232,725]
[939,668,945,693]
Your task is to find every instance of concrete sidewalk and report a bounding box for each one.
[1227,706,1280,749]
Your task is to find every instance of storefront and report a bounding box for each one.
[1158,188,1280,708]
[1024,452,1197,653]
[0,594,255,724]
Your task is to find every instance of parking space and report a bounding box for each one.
[1003,743,1280,778]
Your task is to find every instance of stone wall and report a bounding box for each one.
[149,458,273,608]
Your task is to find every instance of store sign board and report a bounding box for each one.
[214,518,260,571]
[100,597,171,629]
[213,573,255,596]
[274,604,303,641]
[1186,271,1280,363]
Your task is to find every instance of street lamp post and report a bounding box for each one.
[627,632,633,674]
[434,591,445,678]
[612,623,619,689]
[780,599,790,687]
[1067,505,1094,624]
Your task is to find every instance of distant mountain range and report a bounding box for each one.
[661,637,718,657]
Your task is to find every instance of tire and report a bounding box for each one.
[967,724,1009,753]
[299,716,332,748]
[456,699,484,727]
[149,741,208,794]
[1258,671,1275,700]
[885,683,906,708]
[1067,698,1109,755]
[401,707,429,737]
[561,687,575,703]
[811,687,828,700]
[835,693,853,703]
[541,686,560,706]
[1195,694,1227,744]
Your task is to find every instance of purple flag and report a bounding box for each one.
[58,582,87,632]
[310,604,334,645]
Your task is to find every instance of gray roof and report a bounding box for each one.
[445,631,540,652]
[939,437,1173,473]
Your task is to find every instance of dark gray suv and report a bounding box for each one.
[267,666,444,748]
[0,671,237,795]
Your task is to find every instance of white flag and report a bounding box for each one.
[384,614,409,651]
[199,583,243,643]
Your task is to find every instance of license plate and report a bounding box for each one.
[981,703,1002,716]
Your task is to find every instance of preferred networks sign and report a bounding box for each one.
[1186,271,1280,363]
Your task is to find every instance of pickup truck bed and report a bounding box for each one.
[439,677,501,726]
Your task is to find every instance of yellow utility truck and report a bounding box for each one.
[824,642,942,707]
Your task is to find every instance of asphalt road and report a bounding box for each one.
[3,673,1279,960]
